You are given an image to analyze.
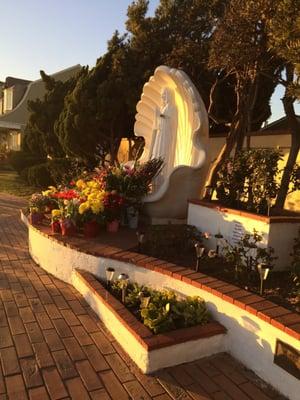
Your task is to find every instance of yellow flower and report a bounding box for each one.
[87,180,99,189]
[90,200,104,214]
[79,201,90,215]
[87,192,98,201]
[76,179,86,190]
[43,186,57,196]
[51,209,61,218]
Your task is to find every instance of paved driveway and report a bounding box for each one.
[0,193,285,400]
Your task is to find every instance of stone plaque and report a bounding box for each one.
[231,222,245,245]
[274,339,300,380]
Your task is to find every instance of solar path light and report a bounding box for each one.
[118,273,130,303]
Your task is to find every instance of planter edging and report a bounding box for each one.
[21,210,300,341]
[188,199,300,224]
[74,269,226,351]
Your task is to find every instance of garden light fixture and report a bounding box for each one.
[266,197,272,217]
[215,232,223,255]
[138,290,151,308]
[105,267,115,288]
[257,263,271,295]
[194,242,205,272]
[118,273,130,303]
[136,230,145,253]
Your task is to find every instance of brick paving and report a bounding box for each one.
[0,193,286,400]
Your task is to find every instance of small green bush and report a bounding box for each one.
[8,151,45,174]
[26,163,53,188]
[291,228,300,295]
[110,281,210,334]
[46,158,72,185]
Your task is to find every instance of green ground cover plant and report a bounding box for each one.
[109,281,210,334]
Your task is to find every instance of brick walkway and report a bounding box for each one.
[0,193,285,400]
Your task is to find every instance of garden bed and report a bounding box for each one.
[73,269,226,373]
[26,217,300,399]
[134,222,300,313]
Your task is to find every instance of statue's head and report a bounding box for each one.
[161,87,174,106]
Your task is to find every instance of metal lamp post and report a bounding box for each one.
[118,273,129,303]
[257,263,271,295]
[215,232,223,256]
[136,231,145,253]
[194,242,205,272]
[266,197,272,217]
[105,267,115,289]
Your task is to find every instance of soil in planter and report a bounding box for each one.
[131,224,300,313]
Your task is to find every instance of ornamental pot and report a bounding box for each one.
[83,220,100,238]
[51,221,61,234]
[126,206,139,229]
[29,212,44,226]
[106,220,119,233]
[60,218,76,236]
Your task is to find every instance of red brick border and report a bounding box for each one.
[27,219,300,341]
[74,269,226,351]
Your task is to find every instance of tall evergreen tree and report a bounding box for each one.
[23,71,79,157]
[56,32,132,166]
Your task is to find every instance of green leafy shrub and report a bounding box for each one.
[46,158,72,185]
[222,229,276,279]
[291,228,300,294]
[8,151,46,174]
[26,163,53,188]
[110,281,210,334]
[215,149,283,214]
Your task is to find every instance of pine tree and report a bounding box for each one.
[23,70,79,157]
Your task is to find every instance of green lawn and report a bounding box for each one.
[0,168,37,198]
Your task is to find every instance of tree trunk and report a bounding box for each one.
[204,116,244,197]
[275,65,300,210]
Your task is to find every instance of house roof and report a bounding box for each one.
[0,121,22,130]
[261,115,300,131]
[3,77,32,88]
[210,115,300,137]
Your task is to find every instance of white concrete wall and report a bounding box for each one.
[28,225,300,399]
[187,202,300,270]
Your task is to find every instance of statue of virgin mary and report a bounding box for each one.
[151,88,178,189]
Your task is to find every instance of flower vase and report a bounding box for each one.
[51,221,61,234]
[106,220,119,233]
[60,219,76,236]
[83,221,100,238]
[127,207,139,229]
[29,212,44,226]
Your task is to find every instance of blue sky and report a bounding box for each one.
[0,0,298,121]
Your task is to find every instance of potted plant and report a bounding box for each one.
[103,191,124,233]
[78,202,103,238]
[50,209,61,234]
[59,199,78,237]
[28,207,44,225]
[28,193,49,225]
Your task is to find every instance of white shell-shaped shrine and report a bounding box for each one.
[133,66,210,221]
